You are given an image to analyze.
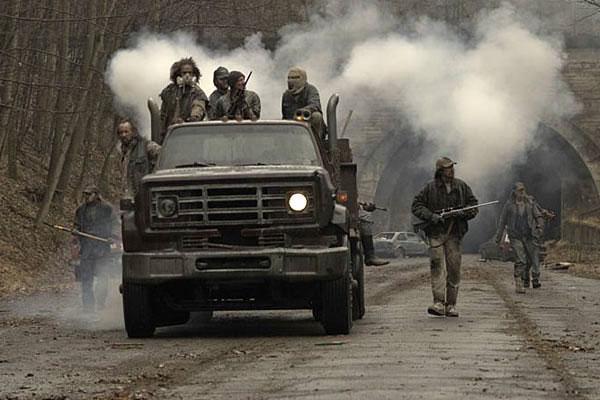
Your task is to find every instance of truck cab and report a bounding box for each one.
[121,95,364,337]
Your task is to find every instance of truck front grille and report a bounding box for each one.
[150,183,315,230]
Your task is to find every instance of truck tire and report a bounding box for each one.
[123,283,156,338]
[312,305,322,322]
[352,249,365,320]
[321,270,353,335]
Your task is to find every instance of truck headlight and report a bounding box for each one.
[157,196,178,218]
[288,192,308,212]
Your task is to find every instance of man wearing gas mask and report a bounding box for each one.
[281,67,326,141]
[159,57,208,143]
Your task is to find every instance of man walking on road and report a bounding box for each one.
[74,186,116,315]
[412,157,479,317]
[495,182,547,293]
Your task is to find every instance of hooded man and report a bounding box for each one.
[208,66,229,120]
[495,182,547,292]
[214,70,261,121]
[159,57,208,143]
[412,157,478,317]
[281,67,326,141]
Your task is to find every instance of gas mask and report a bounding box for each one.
[177,73,197,87]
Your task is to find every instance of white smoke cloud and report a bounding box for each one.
[106,1,578,182]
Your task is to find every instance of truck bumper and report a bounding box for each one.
[122,246,349,284]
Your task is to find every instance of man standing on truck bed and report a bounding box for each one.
[281,67,326,142]
[159,57,208,143]
[214,70,261,121]
[116,118,161,197]
[207,66,229,120]
[412,157,478,317]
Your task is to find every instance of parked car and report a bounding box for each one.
[373,231,429,258]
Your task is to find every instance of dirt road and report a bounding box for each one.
[1,255,599,399]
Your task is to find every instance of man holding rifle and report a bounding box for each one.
[411,157,479,317]
[213,70,261,121]
[73,186,117,314]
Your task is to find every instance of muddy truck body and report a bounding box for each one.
[120,95,365,337]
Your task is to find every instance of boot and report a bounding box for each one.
[515,277,525,294]
[532,280,541,289]
[427,302,445,316]
[445,305,459,317]
[362,235,389,266]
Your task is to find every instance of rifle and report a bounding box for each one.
[412,200,499,232]
[227,71,252,118]
[44,222,112,244]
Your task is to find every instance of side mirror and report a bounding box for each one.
[120,198,135,212]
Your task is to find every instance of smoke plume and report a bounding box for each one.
[106,1,578,182]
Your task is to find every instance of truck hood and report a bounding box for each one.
[143,165,328,183]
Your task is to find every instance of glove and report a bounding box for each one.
[431,213,443,224]
[361,202,376,212]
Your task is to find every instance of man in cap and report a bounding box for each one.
[281,67,326,141]
[74,186,117,314]
[214,70,261,121]
[412,157,478,317]
[159,57,208,143]
[116,118,161,198]
[495,182,549,292]
[208,66,229,120]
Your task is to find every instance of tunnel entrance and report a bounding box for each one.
[370,123,598,253]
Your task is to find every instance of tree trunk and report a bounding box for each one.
[3,0,22,178]
[56,0,117,200]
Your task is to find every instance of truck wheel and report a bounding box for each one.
[352,250,365,320]
[123,283,156,338]
[312,305,322,322]
[321,271,353,335]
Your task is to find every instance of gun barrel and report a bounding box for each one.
[44,222,111,243]
[440,200,499,217]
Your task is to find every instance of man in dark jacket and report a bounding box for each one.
[208,66,229,120]
[412,157,478,317]
[159,57,208,143]
[74,186,116,314]
[116,118,161,197]
[214,70,261,121]
[281,67,326,141]
[495,182,546,292]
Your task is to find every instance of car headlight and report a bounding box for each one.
[288,192,308,212]
[157,196,178,218]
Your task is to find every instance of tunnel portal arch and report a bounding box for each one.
[356,119,600,249]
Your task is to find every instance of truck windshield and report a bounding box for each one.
[158,124,321,170]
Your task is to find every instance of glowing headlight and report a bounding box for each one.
[288,193,308,212]
[157,197,178,218]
